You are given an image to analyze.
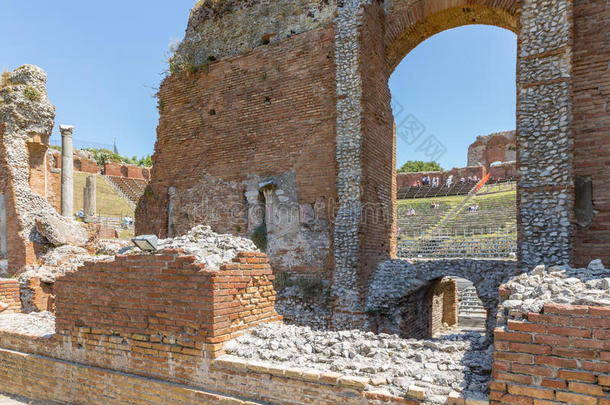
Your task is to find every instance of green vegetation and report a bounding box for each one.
[23,85,41,102]
[73,172,134,218]
[397,160,442,173]
[84,148,152,168]
[251,222,267,251]
[273,273,330,304]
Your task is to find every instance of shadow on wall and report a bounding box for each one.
[365,258,518,341]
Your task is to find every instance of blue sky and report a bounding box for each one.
[1,2,516,169]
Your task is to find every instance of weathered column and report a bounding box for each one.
[60,125,74,217]
[83,175,96,219]
[167,187,176,238]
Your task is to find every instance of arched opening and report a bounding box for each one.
[332,0,573,332]
[355,5,519,335]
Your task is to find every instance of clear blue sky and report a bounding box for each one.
[1,2,516,169]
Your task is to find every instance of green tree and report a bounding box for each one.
[397,160,442,173]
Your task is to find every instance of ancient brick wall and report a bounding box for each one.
[396,166,487,189]
[45,157,61,213]
[74,157,99,174]
[26,142,47,198]
[54,250,280,369]
[467,131,517,168]
[137,27,338,278]
[103,162,123,177]
[571,0,610,267]
[358,3,396,295]
[0,279,20,313]
[492,303,610,404]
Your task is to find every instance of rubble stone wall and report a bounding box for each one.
[467,131,517,168]
[0,279,20,313]
[492,303,610,404]
[366,259,518,339]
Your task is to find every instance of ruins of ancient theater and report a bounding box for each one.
[0,0,608,404]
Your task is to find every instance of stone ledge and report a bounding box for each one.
[211,355,487,404]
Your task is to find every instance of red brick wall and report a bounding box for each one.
[359,4,396,293]
[46,156,61,213]
[103,162,123,177]
[74,158,98,174]
[571,0,610,267]
[0,279,20,313]
[126,165,145,180]
[492,303,610,404]
[136,27,338,242]
[27,142,47,198]
[54,250,280,369]
[26,277,54,312]
[396,166,488,190]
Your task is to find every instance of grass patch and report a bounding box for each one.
[73,172,134,218]
[23,85,41,102]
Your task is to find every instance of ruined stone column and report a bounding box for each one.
[60,125,74,217]
[83,175,96,219]
[167,187,176,238]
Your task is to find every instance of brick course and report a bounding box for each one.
[0,278,20,313]
[492,303,610,404]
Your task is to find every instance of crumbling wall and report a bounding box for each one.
[137,25,337,279]
[467,130,516,168]
[0,65,87,276]
[176,0,337,66]
[492,261,610,404]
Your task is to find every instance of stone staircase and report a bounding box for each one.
[458,286,486,329]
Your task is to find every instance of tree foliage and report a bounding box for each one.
[397,160,442,173]
[85,148,153,167]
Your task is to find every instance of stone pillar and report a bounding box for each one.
[167,187,176,238]
[516,0,573,268]
[83,175,96,219]
[60,125,74,217]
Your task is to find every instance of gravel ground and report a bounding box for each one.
[224,323,492,403]
[0,312,55,337]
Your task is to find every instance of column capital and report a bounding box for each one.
[59,125,74,137]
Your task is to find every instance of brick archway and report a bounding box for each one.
[331,0,573,329]
[385,0,519,72]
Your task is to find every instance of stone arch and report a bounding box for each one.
[365,259,518,339]
[331,0,573,330]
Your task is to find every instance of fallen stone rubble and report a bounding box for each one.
[150,225,259,269]
[500,259,610,315]
[0,311,54,337]
[224,323,492,403]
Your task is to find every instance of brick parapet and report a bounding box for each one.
[492,303,610,404]
[51,249,280,381]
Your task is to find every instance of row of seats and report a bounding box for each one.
[106,176,148,205]
[397,235,517,259]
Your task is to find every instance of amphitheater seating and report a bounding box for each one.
[396,188,517,259]
[397,179,515,200]
[106,176,148,206]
